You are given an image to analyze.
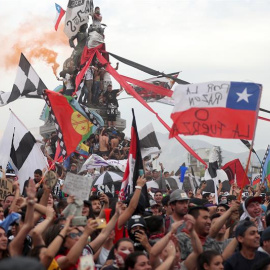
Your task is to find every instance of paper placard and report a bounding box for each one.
[62,172,93,200]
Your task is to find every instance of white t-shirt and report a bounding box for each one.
[97,247,110,265]
[85,67,94,81]
[65,74,74,90]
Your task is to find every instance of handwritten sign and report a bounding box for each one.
[171,82,262,139]
[0,178,13,200]
[62,173,93,201]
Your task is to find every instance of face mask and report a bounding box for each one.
[115,250,131,265]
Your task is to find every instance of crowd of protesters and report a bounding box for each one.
[1,155,270,270]
[1,4,270,270]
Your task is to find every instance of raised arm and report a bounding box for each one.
[184,215,203,270]
[31,207,55,245]
[209,201,240,238]
[89,202,121,253]
[155,241,176,270]
[9,179,36,256]
[9,181,20,213]
[41,216,73,268]
[117,176,146,229]
[150,220,184,268]
[57,219,98,269]
[222,238,238,260]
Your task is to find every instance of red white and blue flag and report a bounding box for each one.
[170,82,262,140]
[54,3,65,31]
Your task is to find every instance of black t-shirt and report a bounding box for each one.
[224,250,268,270]
[105,90,118,107]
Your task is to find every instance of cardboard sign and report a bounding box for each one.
[62,172,93,201]
[0,178,13,200]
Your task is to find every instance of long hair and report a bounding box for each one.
[124,251,147,270]
[197,250,222,270]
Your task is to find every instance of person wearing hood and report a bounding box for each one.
[240,196,266,233]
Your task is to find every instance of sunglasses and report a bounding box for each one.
[67,232,83,239]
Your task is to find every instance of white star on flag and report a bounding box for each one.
[236,88,253,103]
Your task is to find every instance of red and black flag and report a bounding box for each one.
[221,159,249,186]
[119,109,149,207]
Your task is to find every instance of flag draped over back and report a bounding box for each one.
[139,123,161,158]
[119,110,149,207]
[170,82,262,139]
[0,112,48,190]
[0,54,47,106]
[222,159,249,186]
[64,0,91,38]
[55,3,66,31]
[43,90,101,157]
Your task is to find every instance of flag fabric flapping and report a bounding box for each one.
[139,123,161,158]
[0,112,48,190]
[124,73,177,104]
[204,147,228,202]
[0,54,47,106]
[240,139,256,153]
[108,52,189,85]
[43,90,101,157]
[119,110,149,207]
[64,0,91,38]
[252,175,261,187]
[95,51,208,168]
[222,159,249,186]
[54,3,66,31]
[80,154,127,172]
[170,82,262,139]
[261,145,270,190]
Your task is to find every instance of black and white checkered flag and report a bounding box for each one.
[0,53,47,106]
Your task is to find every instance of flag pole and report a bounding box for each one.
[9,109,29,130]
[238,136,256,200]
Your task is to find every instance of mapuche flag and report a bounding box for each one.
[43,90,100,157]
[119,109,149,207]
[170,82,262,140]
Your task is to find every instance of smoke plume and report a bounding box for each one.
[2,16,69,76]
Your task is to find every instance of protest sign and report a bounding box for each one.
[0,178,13,200]
[62,172,93,200]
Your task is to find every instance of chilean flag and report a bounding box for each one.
[119,109,149,207]
[54,3,65,31]
[170,82,262,140]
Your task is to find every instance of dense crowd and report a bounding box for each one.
[1,160,270,270]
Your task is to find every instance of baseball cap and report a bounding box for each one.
[127,215,146,231]
[169,189,189,204]
[245,196,263,208]
[6,169,16,177]
[149,200,159,208]
[71,163,77,167]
